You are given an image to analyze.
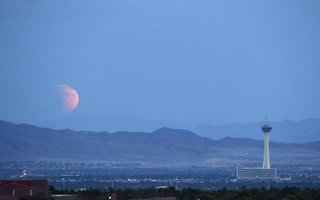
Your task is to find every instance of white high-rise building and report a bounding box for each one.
[261,117,272,169]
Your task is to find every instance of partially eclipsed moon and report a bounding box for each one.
[57,85,79,112]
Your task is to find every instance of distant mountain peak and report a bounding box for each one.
[153,127,196,136]
[220,136,234,140]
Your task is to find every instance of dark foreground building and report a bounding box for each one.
[109,187,117,200]
[0,179,48,200]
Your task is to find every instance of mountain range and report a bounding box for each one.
[34,116,320,143]
[1,120,319,167]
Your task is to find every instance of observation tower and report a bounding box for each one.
[236,117,277,181]
[261,116,272,169]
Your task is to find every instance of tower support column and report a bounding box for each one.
[263,132,270,169]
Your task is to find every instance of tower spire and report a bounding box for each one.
[266,115,268,124]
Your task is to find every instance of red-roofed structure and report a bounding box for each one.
[0,179,47,200]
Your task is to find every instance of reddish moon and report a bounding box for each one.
[57,85,79,112]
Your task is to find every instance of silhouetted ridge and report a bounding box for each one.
[153,127,197,136]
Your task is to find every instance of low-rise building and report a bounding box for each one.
[237,168,277,180]
[0,179,47,200]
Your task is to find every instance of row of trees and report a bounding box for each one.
[50,186,320,200]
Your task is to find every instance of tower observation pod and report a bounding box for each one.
[261,116,272,169]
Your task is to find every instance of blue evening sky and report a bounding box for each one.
[1,0,319,127]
